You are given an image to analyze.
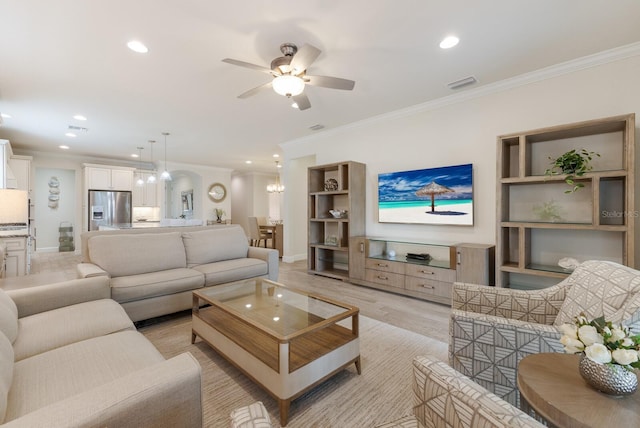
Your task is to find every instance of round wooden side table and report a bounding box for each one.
[517,353,640,428]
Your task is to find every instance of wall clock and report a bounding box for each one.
[207,183,227,202]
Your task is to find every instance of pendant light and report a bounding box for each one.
[160,132,172,181]
[267,161,285,193]
[147,140,157,183]
[135,147,145,187]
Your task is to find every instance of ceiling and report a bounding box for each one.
[1,1,640,173]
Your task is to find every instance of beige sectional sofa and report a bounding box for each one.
[77,224,279,321]
[0,276,202,427]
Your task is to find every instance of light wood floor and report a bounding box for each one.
[26,252,452,342]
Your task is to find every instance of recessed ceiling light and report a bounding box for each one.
[439,36,459,49]
[291,102,299,109]
[59,145,70,150]
[131,153,139,158]
[245,160,252,164]
[127,40,149,53]
[65,132,77,138]
[273,154,280,158]
[0,113,11,119]
[73,114,87,121]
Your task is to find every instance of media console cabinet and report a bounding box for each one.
[349,237,494,305]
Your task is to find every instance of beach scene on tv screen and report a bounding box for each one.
[378,163,473,225]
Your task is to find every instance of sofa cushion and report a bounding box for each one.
[5,330,165,422]
[0,333,14,423]
[12,299,135,361]
[554,260,640,326]
[182,226,249,268]
[192,258,268,286]
[88,232,187,277]
[110,268,204,303]
[0,288,18,344]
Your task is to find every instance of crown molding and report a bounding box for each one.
[283,41,640,148]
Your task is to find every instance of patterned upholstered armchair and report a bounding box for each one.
[377,355,543,428]
[449,260,640,407]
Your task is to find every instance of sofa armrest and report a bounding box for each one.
[411,355,544,428]
[452,281,569,325]
[449,309,564,406]
[76,262,109,279]
[1,353,203,428]
[7,276,111,318]
[247,247,279,281]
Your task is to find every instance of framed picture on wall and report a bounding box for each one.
[378,163,473,226]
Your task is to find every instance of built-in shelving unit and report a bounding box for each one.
[496,113,635,289]
[308,161,365,280]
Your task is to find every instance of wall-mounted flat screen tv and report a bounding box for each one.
[378,163,473,225]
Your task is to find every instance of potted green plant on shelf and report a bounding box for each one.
[545,148,600,193]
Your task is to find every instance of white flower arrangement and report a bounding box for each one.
[560,313,640,370]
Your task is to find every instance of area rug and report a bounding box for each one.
[139,313,448,427]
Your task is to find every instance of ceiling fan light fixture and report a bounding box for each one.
[272,75,305,97]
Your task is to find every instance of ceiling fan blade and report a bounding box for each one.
[222,58,277,75]
[292,93,311,111]
[306,75,355,90]
[238,81,273,99]
[289,44,321,75]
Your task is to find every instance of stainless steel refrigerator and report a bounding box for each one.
[88,190,132,231]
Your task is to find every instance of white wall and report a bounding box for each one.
[34,167,76,251]
[281,53,640,265]
[231,171,276,236]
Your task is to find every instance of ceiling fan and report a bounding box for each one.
[222,43,355,111]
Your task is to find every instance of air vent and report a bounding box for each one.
[309,124,325,131]
[68,125,89,132]
[447,76,477,90]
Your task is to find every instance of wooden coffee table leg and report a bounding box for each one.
[279,398,291,426]
[355,356,362,374]
[191,330,197,344]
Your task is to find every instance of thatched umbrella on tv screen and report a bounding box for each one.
[415,181,454,212]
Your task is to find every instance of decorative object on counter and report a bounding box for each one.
[387,249,396,258]
[160,132,172,181]
[48,176,60,209]
[208,183,226,202]
[329,209,348,218]
[214,208,225,223]
[558,257,580,271]
[559,313,639,396]
[266,161,285,193]
[324,178,338,191]
[545,148,600,193]
[533,200,563,222]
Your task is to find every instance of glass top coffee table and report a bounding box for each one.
[191,278,361,426]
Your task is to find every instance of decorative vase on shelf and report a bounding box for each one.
[578,355,638,396]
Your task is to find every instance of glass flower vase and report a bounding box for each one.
[579,355,638,396]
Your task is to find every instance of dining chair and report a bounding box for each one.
[247,217,270,247]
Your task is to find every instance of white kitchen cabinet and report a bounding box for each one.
[9,155,32,194]
[84,164,134,191]
[132,172,158,207]
[0,236,27,277]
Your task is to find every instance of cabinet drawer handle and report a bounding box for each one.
[421,284,435,289]
[377,275,388,280]
[377,263,388,267]
[420,270,434,275]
